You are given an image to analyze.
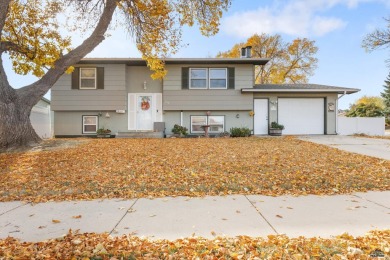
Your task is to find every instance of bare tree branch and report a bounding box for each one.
[17,0,119,108]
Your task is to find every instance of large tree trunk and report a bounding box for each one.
[0,0,118,151]
[0,57,40,151]
[0,98,40,151]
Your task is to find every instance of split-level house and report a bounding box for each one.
[51,49,359,137]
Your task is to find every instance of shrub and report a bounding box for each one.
[230,127,251,137]
[97,128,111,134]
[217,131,230,138]
[171,124,188,136]
[270,121,285,130]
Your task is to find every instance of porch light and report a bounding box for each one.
[105,112,110,118]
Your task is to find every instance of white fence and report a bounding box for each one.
[337,117,385,136]
[30,105,52,138]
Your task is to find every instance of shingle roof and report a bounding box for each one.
[79,58,269,66]
[241,84,360,94]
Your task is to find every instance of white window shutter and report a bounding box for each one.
[128,93,136,130]
[155,93,163,122]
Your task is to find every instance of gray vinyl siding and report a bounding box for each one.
[54,111,128,136]
[163,90,253,110]
[126,66,163,93]
[164,111,253,135]
[51,64,127,111]
[253,92,338,134]
[163,64,254,90]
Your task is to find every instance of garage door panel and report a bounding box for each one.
[278,98,324,135]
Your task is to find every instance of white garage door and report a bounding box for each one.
[278,98,324,135]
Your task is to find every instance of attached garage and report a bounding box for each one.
[278,98,324,135]
[242,84,360,135]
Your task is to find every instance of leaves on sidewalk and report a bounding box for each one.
[0,229,388,259]
[0,137,389,202]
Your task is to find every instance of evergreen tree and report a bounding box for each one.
[381,72,390,108]
[381,73,390,122]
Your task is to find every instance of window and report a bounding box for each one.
[191,116,207,133]
[209,69,227,89]
[80,68,96,89]
[82,116,98,134]
[208,116,225,132]
[189,68,227,89]
[190,68,208,89]
[190,115,225,133]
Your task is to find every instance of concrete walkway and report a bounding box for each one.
[0,191,389,242]
[299,135,390,160]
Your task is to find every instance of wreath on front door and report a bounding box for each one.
[141,96,150,111]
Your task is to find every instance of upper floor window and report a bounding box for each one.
[72,67,104,90]
[190,68,208,89]
[80,68,97,89]
[189,68,227,89]
[209,68,227,89]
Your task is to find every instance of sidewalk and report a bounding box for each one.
[0,191,389,242]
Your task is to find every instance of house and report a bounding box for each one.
[51,51,359,137]
[31,97,52,138]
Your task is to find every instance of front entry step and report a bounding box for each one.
[116,132,164,139]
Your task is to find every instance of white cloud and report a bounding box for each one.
[221,0,388,38]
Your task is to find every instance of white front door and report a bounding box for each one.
[137,95,153,130]
[254,99,269,135]
[128,93,162,131]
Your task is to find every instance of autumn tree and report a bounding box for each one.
[346,96,385,117]
[0,0,231,151]
[217,33,318,84]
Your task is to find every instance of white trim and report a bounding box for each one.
[79,68,97,89]
[209,68,227,89]
[189,68,208,89]
[128,93,136,130]
[82,115,98,134]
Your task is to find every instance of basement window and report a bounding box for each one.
[82,115,98,134]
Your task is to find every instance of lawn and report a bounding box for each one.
[0,137,389,202]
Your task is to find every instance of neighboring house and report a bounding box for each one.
[31,97,52,138]
[51,50,359,137]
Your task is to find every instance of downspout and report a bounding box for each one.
[336,91,347,135]
[180,110,183,126]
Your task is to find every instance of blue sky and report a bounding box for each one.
[4,0,390,109]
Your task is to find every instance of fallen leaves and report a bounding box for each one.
[51,219,61,224]
[0,137,389,202]
[0,229,388,259]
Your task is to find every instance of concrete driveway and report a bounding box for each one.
[299,135,390,160]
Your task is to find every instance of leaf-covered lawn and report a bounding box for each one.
[1,230,389,259]
[0,137,389,202]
